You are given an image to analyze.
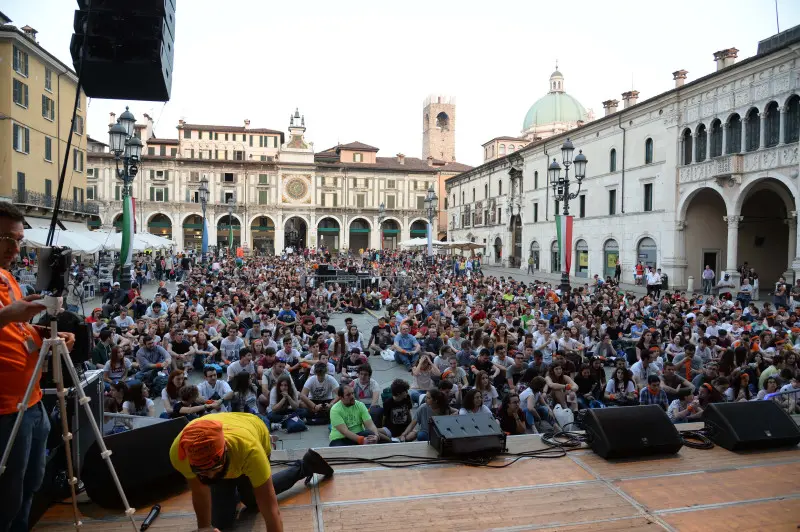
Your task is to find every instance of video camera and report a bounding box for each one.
[36,246,72,298]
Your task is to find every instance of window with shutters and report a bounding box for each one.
[416,196,425,210]
[13,123,29,154]
[320,193,326,206]
[148,147,156,156]
[42,95,55,120]
[387,179,395,189]
[249,135,254,147]
[353,153,363,162]
[44,137,53,162]
[214,133,219,140]
[73,115,84,135]
[386,195,396,209]
[215,150,219,159]
[13,46,28,76]
[258,174,269,185]
[150,187,169,202]
[258,190,269,205]
[45,68,53,92]
[12,79,28,108]
[224,133,229,141]
[184,129,192,139]
[332,193,338,207]
[356,194,365,208]
[170,148,177,157]
[234,151,244,161]
[73,149,83,172]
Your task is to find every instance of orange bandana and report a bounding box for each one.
[177,419,226,470]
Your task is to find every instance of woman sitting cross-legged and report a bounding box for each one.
[545,362,579,411]
[267,374,309,425]
[399,388,453,442]
[458,387,493,416]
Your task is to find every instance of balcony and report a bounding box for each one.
[12,190,99,215]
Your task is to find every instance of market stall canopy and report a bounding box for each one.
[399,237,448,248]
[82,231,174,252]
[22,228,102,254]
[444,240,486,250]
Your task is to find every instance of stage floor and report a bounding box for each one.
[34,433,800,532]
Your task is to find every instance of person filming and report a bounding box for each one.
[0,203,74,531]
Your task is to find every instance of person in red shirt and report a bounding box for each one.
[0,203,74,530]
[470,303,486,322]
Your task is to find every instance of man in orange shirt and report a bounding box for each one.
[0,203,74,531]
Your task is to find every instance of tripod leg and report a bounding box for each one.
[0,338,52,477]
[50,339,82,531]
[57,341,137,531]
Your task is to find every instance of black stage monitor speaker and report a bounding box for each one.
[703,401,800,451]
[429,414,506,458]
[82,417,188,509]
[71,0,176,101]
[583,405,683,459]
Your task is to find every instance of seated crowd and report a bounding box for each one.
[85,248,800,443]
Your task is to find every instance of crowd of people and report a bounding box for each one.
[71,246,800,445]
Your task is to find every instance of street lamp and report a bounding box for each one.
[227,196,235,251]
[108,106,143,289]
[378,202,385,250]
[549,137,588,296]
[199,177,209,263]
[424,185,438,260]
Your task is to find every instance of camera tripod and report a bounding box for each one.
[0,297,137,531]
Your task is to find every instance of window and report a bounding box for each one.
[609,149,617,172]
[472,188,476,202]
[224,133,229,141]
[681,129,693,165]
[484,184,488,198]
[73,149,84,172]
[764,102,780,147]
[13,124,30,153]
[42,95,55,120]
[150,186,169,202]
[745,108,760,152]
[643,183,653,212]
[533,202,539,222]
[188,149,195,158]
[499,144,506,156]
[249,135,254,147]
[44,137,52,162]
[44,68,52,92]
[242,134,246,142]
[115,185,121,200]
[257,173,268,185]
[73,115,84,135]
[417,196,425,210]
[184,129,192,139]
[353,153,363,162]
[45,179,52,198]
[13,46,28,76]
[534,171,538,189]
[786,96,800,143]
[12,79,28,107]
[709,120,723,157]
[17,173,25,198]
[86,185,96,200]
[224,173,235,183]
[386,195,396,209]
[498,180,503,195]
[608,189,617,215]
[645,138,654,164]
[223,191,234,203]
[214,133,219,140]
[73,187,84,205]
[159,145,166,156]
[332,193,338,207]
[234,151,244,161]
[189,171,200,182]
[727,114,742,153]
[695,124,707,162]
[387,179,396,189]
[509,144,515,152]
[147,147,156,156]
[579,195,586,218]
[258,190,269,205]
[215,150,219,159]
[357,194,365,208]
[170,147,177,157]
[497,207,502,225]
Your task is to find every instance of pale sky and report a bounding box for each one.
[4,0,800,166]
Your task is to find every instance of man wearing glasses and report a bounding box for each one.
[170,413,334,531]
[0,203,75,530]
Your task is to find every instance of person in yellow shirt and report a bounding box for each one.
[170,413,333,531]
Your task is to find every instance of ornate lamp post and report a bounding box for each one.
[424,185,438,260]
[108,107,143,289]
[548,138,588,296]
[378,202,385,250]
[199,177,209,263]
[227,196,235,252]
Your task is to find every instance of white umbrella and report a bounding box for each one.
[23,228,103,254]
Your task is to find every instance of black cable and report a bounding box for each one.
[680,429,715,450]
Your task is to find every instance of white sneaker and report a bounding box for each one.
[270,423,282,432]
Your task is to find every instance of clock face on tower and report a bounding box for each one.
[281,175,312,204]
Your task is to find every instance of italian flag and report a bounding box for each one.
[120,191,134,277]
[555,215,573,275]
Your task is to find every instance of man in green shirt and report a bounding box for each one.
[91,329,113,369]
[329,384,391,446]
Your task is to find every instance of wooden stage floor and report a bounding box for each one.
[34,433,800,532]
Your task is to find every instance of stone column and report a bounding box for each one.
[401,214,411,242]
[274,213,284,253]
[704,129,711,161]
[673,220,689,289]
[779,106,787,145]
[370,216,381,249]
[692,132,699,162]
[741,117,748,152]
[721,123,728,155]
[785,211,797,283]
[759,113,767,149]
[723,215,742,285]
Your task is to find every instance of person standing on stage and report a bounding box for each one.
[0,203,74,531]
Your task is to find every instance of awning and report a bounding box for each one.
[23,228,102,254]
[60,220,90,232]
[24,216,52,229]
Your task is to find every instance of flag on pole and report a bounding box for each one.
[555,215,573,275]
[131,197,137,232]
[228,225,234,249]
[120,193,134,278]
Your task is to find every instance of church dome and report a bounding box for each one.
[522,69,587,132]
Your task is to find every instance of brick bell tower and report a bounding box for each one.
[422,95,456,162]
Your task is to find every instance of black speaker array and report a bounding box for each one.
[70,0,176,101]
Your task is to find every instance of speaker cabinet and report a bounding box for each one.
[703,401,800,451]
[583,405,683,459]
[82,417,188,508]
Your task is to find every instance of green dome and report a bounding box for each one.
[523,91,587,131]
